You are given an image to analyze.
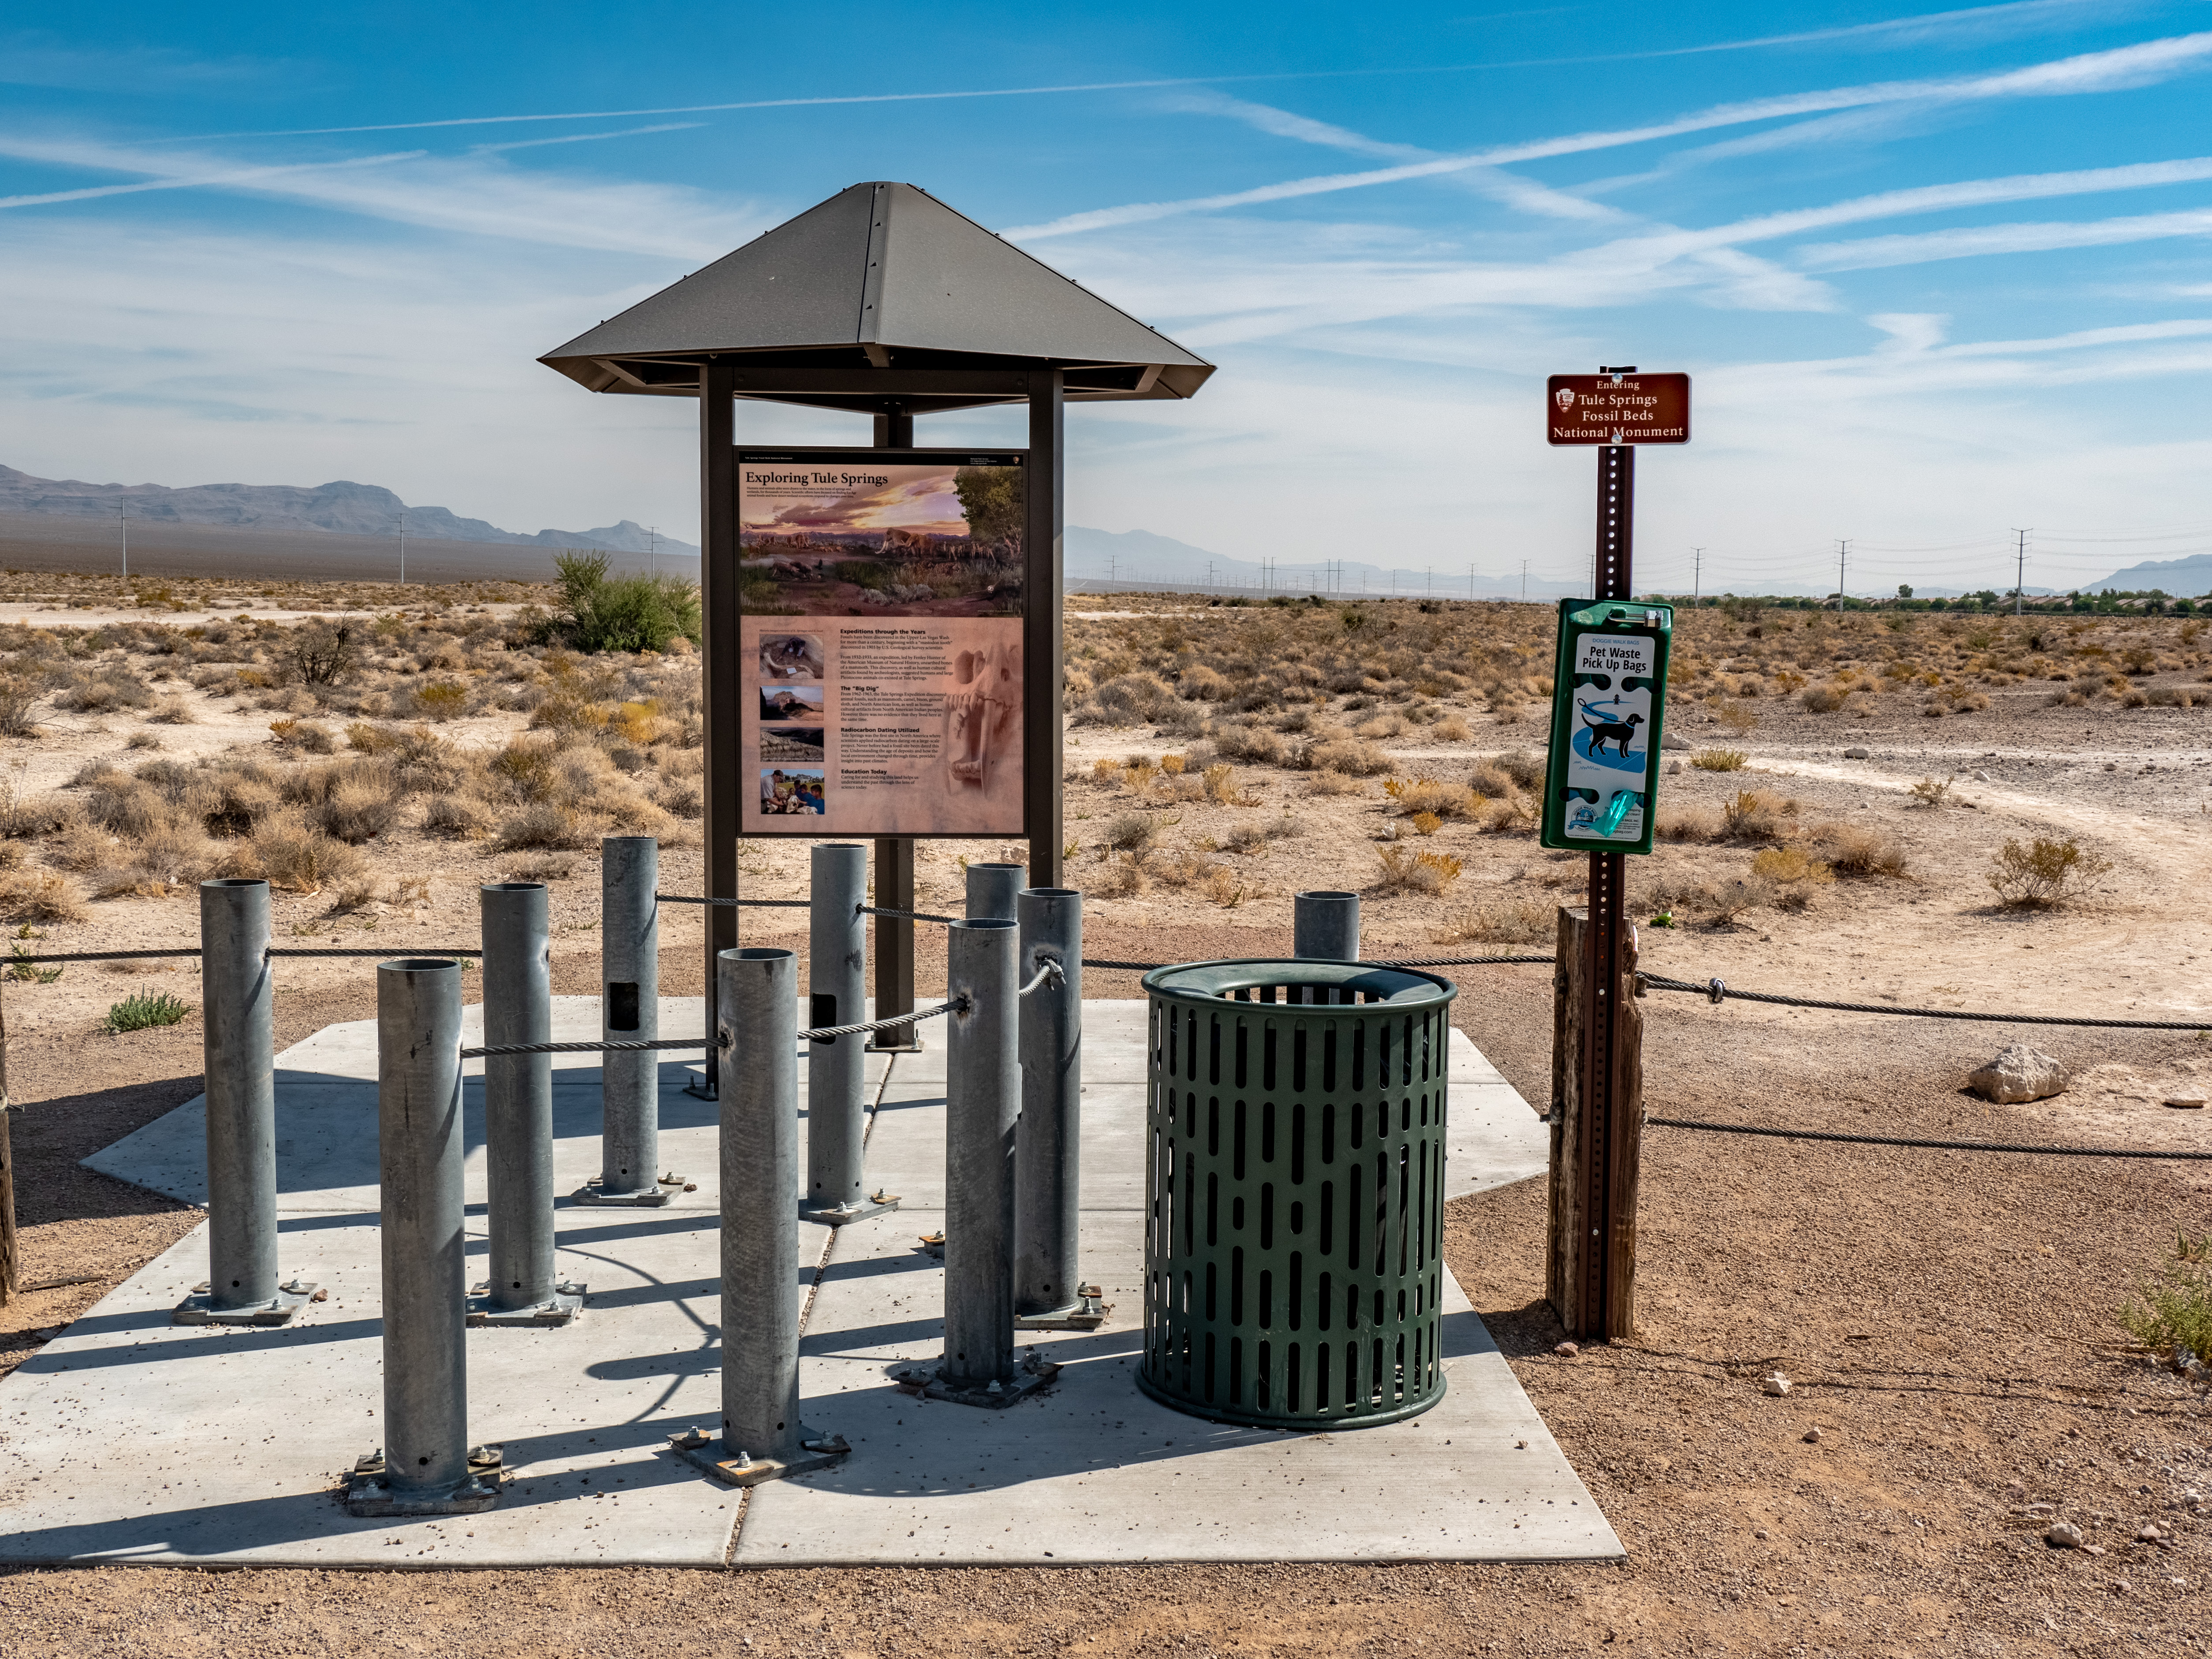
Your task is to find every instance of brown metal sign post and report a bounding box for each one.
[1545,366,1687,1339]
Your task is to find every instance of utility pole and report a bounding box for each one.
[1835,539,1850,608]
[1521,558,1529,603]
[649,524,660,575]
[1691,547,1703,603]
[1468,563,1475,600]
[119,500,128,581]
[399,508,407,586]
[2012,528,2031,616]
[1426,565,1434,597]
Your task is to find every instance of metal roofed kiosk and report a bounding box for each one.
[541,182,1212,1090]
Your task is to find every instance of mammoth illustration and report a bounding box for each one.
[943,640,1021,789]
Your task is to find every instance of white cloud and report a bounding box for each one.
[1801,204,2212,268]
[1006,31,2212,240]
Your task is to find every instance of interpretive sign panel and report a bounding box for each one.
[1539,599,1674,855]
[1545,373,1690,446]
[736,448,1031,838]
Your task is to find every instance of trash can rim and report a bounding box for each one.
[1140,956,1455,1009]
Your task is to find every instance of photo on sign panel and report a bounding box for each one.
[756,632,824,680]
[760,767,827,816]
[758,683,825,723]
[760,725,826,763]
[740,461,1024,618]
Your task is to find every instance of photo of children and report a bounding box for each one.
[758,768,827,816]
[758,683,824,723]
[756,633,824,680]
[740,458,1024,619]
[759,725,825,763]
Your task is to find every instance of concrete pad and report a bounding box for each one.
[3,995,1598,1568]
[739,1211,1620,1565]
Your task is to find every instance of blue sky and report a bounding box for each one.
[4,1,2212,595]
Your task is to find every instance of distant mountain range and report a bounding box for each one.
[2074,552,2212,594]
[0,465,698,558]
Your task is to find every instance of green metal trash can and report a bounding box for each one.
[1138,959,1456,1429]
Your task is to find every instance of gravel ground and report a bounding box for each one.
[3,914,2207,1656]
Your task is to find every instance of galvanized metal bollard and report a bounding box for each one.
[670,947,849,1487]
[894,919,1057,1406]
[964,861,1025,923]
[346,958,502,1515]
[1013,888,1105,1330]
[585,837,673,1205]
[175,878,313,1326]
[1293,890,1361,963]
[804,844,895,1224]
[471,883,582,1326]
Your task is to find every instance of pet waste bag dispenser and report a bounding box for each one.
[1539,599,1673,855]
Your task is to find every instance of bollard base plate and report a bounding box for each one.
[801,1191,901,1226]
[466,1281,586,1327]
[667,1425,849,1487]
[863,1037,923,1054]
[572,1178,674,1208]
[890,1352,1061,1409]
[343,1446,505,1516]
[173,1278,318,1327]
[1014,1285,1114,1332]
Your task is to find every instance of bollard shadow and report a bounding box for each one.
[8,1313,385,1373]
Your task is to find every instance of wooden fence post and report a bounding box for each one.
[1546,903,1645,1339]
[0,975,15,1307]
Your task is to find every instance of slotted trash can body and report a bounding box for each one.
[1139,959,1455,1430]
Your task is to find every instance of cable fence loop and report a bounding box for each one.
[1016,962,1065,998]
[1708,977,1727,1006]
[860,904,965,926]
[800,998,963,1042]
[1648,1115,2212,1161]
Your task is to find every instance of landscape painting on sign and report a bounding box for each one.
[738,456,1024,619]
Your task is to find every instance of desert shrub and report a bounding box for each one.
[1356,712,1406,740]
[655,780,704,819]
[0,870,89,923]
[1908,774,1955,807]
[2117,1229,2212,1364]
[1375,845,1463,894]
[1691,748,1746,772]
[1816,822,1908,877]
[56,672,153,712]
[423,794,495,839]
[412,680,469,721]
[1988,833,2111,908]
[1095,852,1148,896]
[1082,672,1177,725]
[105,988,192,1033]
[1224,819,1270,853]
[1105,811,1159,851]
[1408,810,1442,836]
[499,802,589,851]
[0,779,81,840]
[1800,681,1849,713]
[1206,867,1249,908]
[1179,663,1229,699]
[1721,788,1797,841]
[1480,792,1539,835]
[1656,804,1723,842]
[1438,893,1554,943]
[234,814,368,893]
[1306,770,1367,797]
[1209,722,1286,766]
[282,623,360,685]
[1300,736,1393,776]
[1705,874,1774,925]
[1709,699,1759,735]
[1495,750,1545,789]
[1750,845,1832,885]
[535,551,701,655]
[1469,761,1516,798]
[1383,777,1479,818]
[146,694,197,725]
[1431,714,1473,742]
[0,675,43,737]
[505,854,577,882]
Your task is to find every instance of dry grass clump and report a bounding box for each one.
[1908,774,1955,807]
[1104,811,1159,851]
[1814,822,1909,877]
[1437,892,1554,943]
[1800,681,1851,714]
[1721,788,1798,841]
[1656,804,1723,842]
[1750,845,1832,908]
[1305,770,1369,797]
[1382,777,1480,819]
[1299,736,1393,776]
[268,717,338,754]
[227,812,368,894]
[1374,844,1463,894]
[1989,833,2111,908]
[1095,852,1149,896]
[1690,748,1746,771]
[0,870,89,923]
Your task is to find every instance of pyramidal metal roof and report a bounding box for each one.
[540,181,1213,414]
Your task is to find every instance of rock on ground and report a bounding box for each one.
[1968,1042,2069,1104]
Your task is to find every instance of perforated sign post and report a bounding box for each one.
[1542,365,1687,1342]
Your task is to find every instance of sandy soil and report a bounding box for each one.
[1,586,2208,1654]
